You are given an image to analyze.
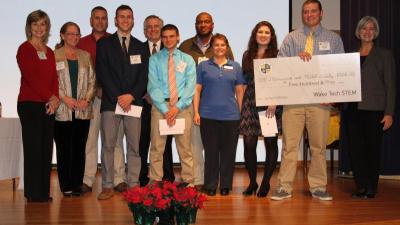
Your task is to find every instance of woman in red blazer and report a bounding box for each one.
[16,10,59,203]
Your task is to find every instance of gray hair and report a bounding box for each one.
[355,16,380,40]
[143,15,164,29]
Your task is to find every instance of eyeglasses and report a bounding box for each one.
[145,25,161,30]
[65,33,81,37]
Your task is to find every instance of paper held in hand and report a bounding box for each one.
[115,104,142,118]
[258,111,278,137]
[159,119,185,135]
[254,53,361,106]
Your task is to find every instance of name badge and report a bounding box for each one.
[198,56,208,64]
[223,65,233,70]
[318,41,331,51]
[37,51,47,60]
[130,55,142,64]
[56,62,65,71]
[176,61,187,73]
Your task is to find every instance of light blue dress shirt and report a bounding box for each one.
[147,48,196,114]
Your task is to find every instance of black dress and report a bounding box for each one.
[239,72,281,136]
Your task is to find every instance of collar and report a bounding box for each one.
[148,39,161,48]
[117,31,131,40]
[207,57,233,67]
[160,47,178,56]
[303,24,323,36]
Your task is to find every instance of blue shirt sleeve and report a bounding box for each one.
[196,62,204,85]
[234,63,246,85]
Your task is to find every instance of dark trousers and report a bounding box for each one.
[54,115,90,192]
[200,117,239,190]
[344,105,383,193]
[139,101,174,186]
[17,102,54,200]
[243,135,278,188]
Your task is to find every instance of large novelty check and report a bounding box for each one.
[254,53,361,106]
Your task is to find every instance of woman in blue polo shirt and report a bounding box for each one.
[193,33,245,196]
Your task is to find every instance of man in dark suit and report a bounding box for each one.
[139,15,175,187]
[96,4,149,200]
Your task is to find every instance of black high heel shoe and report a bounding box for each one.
[242,183,258,196]
[257,183,270,198]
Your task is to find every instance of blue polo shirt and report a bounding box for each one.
[197,59,246,120]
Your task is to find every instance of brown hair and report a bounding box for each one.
[242,21,278,75]
[55,22,81,49]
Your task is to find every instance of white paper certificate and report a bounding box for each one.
[159,119,185,135]
[258,111,278,137]
[254,53,361,106]
[115,104,142,118]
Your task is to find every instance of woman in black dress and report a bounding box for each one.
[239,21,281,197]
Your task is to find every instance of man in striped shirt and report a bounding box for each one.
[271,0,344,201]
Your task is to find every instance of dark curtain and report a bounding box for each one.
[340,0,400,175]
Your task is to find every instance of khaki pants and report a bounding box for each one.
[149,106,194,184]
[277,104,330,193]
[83,97,126,187]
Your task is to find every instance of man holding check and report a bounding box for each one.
[147,24,196,185]
[271,0,344,201]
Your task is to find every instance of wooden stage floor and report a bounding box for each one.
[1,167,400,225]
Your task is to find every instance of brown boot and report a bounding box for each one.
[98,188,114,200]
[114,182,128,193]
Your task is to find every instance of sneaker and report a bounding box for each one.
[311,190,333,201]
[81,183,92,193]
[270,188,292,201]
[98,188,114,200]
[114,182,128,193]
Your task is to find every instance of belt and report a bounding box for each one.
[165,97,180,102]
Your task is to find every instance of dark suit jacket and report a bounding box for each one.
[96,32,149,112]
[357,46,396,115]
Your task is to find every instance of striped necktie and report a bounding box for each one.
[304,32,314,55]
[168,52,178,106]
[151,43,157,55]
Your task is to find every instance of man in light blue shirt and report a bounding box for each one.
[147,24,196,184]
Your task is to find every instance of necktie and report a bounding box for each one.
[122,37,128,57]
[151,43,157,55]
[304,32,314,55]
[168,52,178,107]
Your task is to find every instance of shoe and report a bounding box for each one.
[365,189,376,199]
[257,183,270,198]
[242,183,258,196]
[114,182,128,193]
[81,183,92,193]
[27,197,52,203]
[98,188,114,200]
[270,188,292,201]
[220,188,230,196]
[351,189,367,199]
[63,191,72,197]
[72,188,82,196]
[311,190,333,201]
[205,189,216,196]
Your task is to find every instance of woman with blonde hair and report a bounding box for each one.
[17,10,59,202]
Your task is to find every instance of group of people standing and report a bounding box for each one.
[16,0,395,204]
